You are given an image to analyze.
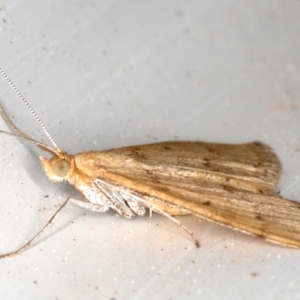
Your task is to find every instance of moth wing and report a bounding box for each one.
[186,191,300,248]
[155,183,300,248]
[92,172,300,248]
[74,141,300,247]
[77,141,282,195]
[111,141,282,188]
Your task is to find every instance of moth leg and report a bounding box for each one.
[118,193,147,216]
[93,179,199,246]
[153,204,199,247]
[133,196,200,247]
[70,198,109,213]
[93,179,135,219]
[0,197,73,259]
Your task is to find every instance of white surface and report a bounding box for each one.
[0,1,300,299]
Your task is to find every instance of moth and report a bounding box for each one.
[1,68,300,259]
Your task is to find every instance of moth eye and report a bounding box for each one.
[53,159,70,177]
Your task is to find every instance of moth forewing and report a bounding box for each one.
[68,141,300,248]
[1,67,300,259]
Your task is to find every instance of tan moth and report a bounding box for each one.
[1,68,300,259]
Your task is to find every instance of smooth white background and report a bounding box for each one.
[0,1,300,299]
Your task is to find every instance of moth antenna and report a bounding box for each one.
[0,129,57,155]
[0,68,59,150]
[0,104,58,154]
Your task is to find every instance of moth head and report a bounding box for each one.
[0,70,77,184]
[40,152,74,183]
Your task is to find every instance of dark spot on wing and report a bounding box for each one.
[157,186,170,193]
[202,158,211,167]
[145,169,160,183]
[256,234,265,239]
[253,141,263,147]
[222,186,235,193]
[162,146,171,150]
[131,147,147,159]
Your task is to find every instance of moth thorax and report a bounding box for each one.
[53,159,70,177]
